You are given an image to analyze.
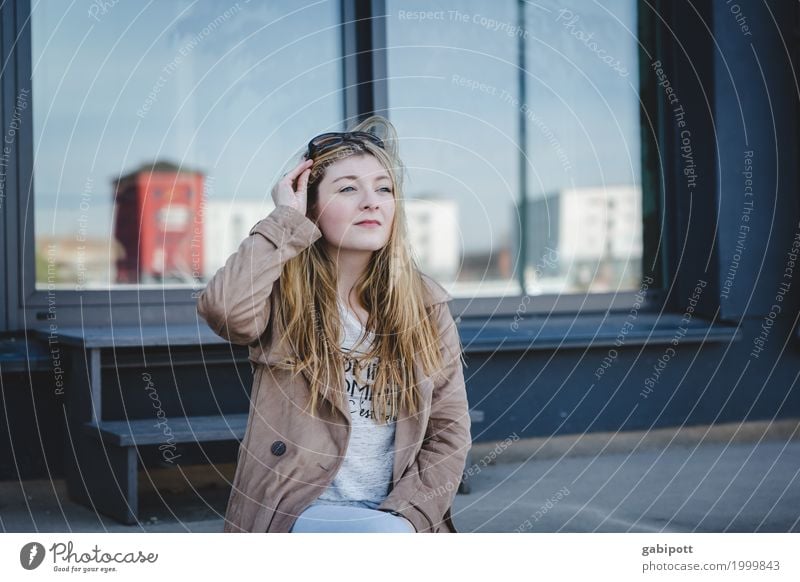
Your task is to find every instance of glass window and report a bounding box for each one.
[31,1,342,289]
[386,0,643,297]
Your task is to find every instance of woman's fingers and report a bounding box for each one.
[271,158,313,213]
[284,158,313,183]
[296,168,311,195]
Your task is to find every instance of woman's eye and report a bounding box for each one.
[339,186,393,193]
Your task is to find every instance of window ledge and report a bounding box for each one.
[32,324,228,348]
[457,312,741,353]
[30,312,741,354]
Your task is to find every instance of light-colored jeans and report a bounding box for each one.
[289,504,416,533]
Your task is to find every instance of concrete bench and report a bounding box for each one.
[0,332,51,373]
[87,414,249,447]
[34,324,252,524]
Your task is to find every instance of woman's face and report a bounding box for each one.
[311,154,396,254]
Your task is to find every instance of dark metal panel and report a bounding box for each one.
[341,0,388,124]
[714,0,800,320]
[656,0,721,318]
[465,316,800,443]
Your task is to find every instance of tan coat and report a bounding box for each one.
[197,205,471,533]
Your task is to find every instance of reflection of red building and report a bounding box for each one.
[113,161,204,284]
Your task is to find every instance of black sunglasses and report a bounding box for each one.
[306,131,385,159]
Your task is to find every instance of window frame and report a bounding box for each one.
[3,0,669,331]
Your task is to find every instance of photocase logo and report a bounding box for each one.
[20,542,46,570]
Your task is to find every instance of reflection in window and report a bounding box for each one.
[32,1,341,289]
[386,0,642,297]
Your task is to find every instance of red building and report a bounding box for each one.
[112,161,204,284]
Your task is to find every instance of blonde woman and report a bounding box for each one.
[197,115,471,533]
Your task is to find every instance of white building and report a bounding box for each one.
[559,184,642,262]
[525,184,642,292]
[203,199,273,279]
[404,196,459,281]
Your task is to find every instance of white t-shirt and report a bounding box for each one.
[309,299,397,509]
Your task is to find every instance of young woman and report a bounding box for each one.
[197,116,471,533]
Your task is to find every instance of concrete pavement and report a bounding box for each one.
[1,419,797,533]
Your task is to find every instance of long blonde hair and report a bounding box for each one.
[272,115,444,424]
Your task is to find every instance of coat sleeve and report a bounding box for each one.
[196,204,322,346]
[377,301,472,532]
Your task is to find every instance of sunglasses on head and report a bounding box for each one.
[305,131,385,159]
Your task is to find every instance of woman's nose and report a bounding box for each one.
[360,189,382,208]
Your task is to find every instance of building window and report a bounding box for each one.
[386,0,644,297]
[31,1,342,289]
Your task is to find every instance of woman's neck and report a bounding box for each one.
[326,242,373,308]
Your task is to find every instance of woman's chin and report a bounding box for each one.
[340,237,389,252]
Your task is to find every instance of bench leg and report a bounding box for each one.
[65,435,139,524]
[64,345,139,524]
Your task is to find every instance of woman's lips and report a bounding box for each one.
[356,221,381,227]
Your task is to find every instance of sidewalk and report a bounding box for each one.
[1,420,798,533]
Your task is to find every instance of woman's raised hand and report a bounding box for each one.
[272,157,314,216]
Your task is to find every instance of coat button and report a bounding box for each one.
[270,440,287,456]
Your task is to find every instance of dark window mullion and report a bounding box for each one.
[0,0,7,332]
[3,0,29,332]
